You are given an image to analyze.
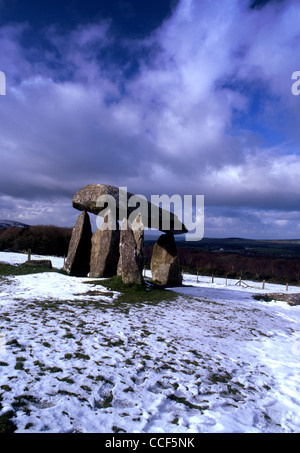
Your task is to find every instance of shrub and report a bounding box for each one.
[0,225,72,256]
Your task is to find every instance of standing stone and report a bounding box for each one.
[118,216,144,285]
[64,211,92,277]
[131,213,145,273]
[89,211,120,278]
[150,233,182,285]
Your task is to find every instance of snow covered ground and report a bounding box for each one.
[0,251,300,433]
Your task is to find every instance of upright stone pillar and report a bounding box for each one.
[64,211,92,277]
[118,214,144,285]
[150,232,182,285]
[89,211,120,278]
[131,212,145,273]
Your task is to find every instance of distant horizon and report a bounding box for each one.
[1,217,300,243]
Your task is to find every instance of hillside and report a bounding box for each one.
[0,224,72,257]
[0,220,29,230]
[174,237,300,257]
[145,238,300,284]
[0,251,300,433]
[1,223,300,283]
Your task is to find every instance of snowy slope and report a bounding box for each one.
[0,251,300,433]
[0,220,29,230]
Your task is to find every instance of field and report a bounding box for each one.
[1,251,300,433]
[145,237,300,284]
[2,225,300,283]
[175,237,300,256]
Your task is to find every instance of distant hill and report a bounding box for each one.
[0,224,72,257]
[144,237,300,284]
[171,237,300,258]
[0,219,30,230]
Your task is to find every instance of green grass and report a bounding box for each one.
[0,262,179,307]
[252,295,273,302]
[88,275,179,305]
[0,262,66,277]
[167,394,208,411]
[0,411,17,433]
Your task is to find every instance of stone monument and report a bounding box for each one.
[64,184,187,285]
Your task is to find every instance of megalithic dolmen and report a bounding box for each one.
[72,184,188,235]
[66,184,188,284]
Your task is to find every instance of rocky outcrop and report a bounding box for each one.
[72,184,187,235]
[26,260,52,269]
[150,233,182,286]
[118,216,144,285]
[64,211,92,277]
[89,211,120,278]
[257,293,300,306]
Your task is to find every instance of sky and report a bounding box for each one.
[0,0,300,239]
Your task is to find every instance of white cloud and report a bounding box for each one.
[1,0,300,236]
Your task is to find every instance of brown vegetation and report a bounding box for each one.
[0,225,72,257]
[1,225,300,284]
[145,246,300,284]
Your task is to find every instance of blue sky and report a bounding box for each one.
[0,0,300,239]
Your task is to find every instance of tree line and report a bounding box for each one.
[0,225,72,257]
[145,246,300,284]
[1,226,300,284]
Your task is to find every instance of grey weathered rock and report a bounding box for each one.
[26,260,52,269]
[72,184,188,235]
[64,211,92,277]
[89,212,120,278]
[150,233,182,286]
[131,212,145,273]
[118,217,144,285]
[68,184,185,285]
[258,293,300,306]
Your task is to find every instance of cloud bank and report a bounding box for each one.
[0,0,300,238]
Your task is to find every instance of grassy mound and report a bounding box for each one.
[0,262,66,277]
[88,275,179,305]
[0,263,179,305]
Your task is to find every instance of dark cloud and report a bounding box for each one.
[0,0,300,238]
[250,0,285,10]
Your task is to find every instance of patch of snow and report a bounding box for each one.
[0,220,29,230]
[0,253,300,433]
[0,251,64,269]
